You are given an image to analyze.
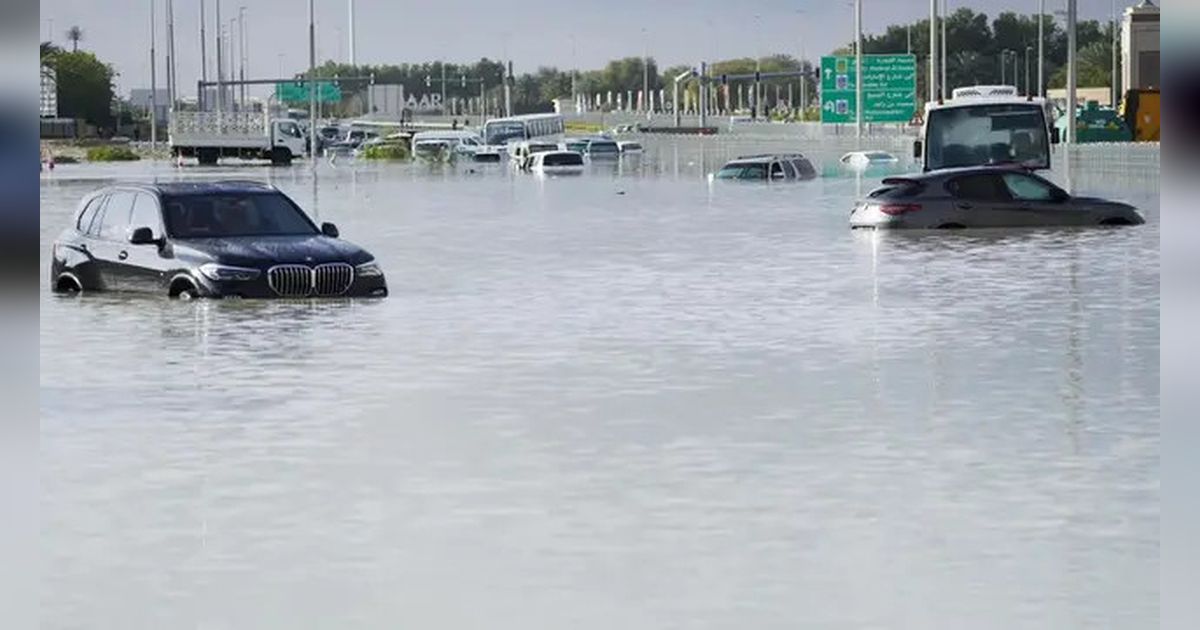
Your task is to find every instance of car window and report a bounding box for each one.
[129,193,163,237]
[947,174,1010,201]
[99,191,135,240]
[779,160,797,178]
[76,196,102,233]
[716,163,768,180]
[84,196,109,236]
[1001,173,1057,201]
[792,158,816,178]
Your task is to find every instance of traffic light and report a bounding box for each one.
[754,71,761,82]
[461,75,467,88]
[425,75,431,87]
[721,74,728,86]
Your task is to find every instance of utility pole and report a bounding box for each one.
[1066,0,1077,143]
[348,0,356,66]
[150,0,158,152]
[855,0,862,139]
[200,0,207,108]
[940,0,948,98]
[1001,50,1007,84]
[929,0,938,103]
[1038,0,1045,97]
[441,62,447,116]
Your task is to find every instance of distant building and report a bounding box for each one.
[1122,0,1160,91]
[128,88,171,124]
[40,65,57,118]
[1047,87,1113,108]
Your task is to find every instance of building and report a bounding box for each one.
[1047,87,1113,108]
[1122,0,1160,91]
[128,88,171,124]
[40,65,57,118]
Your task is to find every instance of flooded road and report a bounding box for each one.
[40,140,1159,629]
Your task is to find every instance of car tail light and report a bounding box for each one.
[878,203,922,216]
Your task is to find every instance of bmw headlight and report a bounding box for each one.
[199,263,261,282]
[355,260,384,278]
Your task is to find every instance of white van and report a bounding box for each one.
[410,130,485,159]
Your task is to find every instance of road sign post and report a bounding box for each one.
[820,54,916,124]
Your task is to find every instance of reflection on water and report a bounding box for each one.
[40,141,1158,629]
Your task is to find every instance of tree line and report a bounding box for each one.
[43,8,1122,131]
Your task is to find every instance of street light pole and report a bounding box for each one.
[308,0,316,160]
[150,0,157,152]
[1038,0,1045,97]
[1066,0,1077,143]
[855,0,862,139]
[1025,46,1032,96]
[200,0,207,107]
[929,0,938,103]
[1111,0,1118,107]
[1000,50,1006,85]
[940,0,947,98]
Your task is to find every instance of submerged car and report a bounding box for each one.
[714,153,818,181]
[840,150,899,169]
[849,166,1145,229]
[529,150,585,175]
[50,181,388,298]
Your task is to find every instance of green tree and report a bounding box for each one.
[47,50,116,128]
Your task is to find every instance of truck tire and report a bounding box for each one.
[197,148,219,165]
[270,148,293,166]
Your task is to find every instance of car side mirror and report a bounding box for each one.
[1051,187,1070,203]
[1050,127,1061,144]
[128,226,159,245]
[321,222,340,238]
[913,140,923,159]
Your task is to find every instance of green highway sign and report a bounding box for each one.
[819,54,917,124]
[275,81,342,103]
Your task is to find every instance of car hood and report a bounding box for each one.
[174,235,373,267]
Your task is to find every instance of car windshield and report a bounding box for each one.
[484,121,526,145]
[716,163,767,180]
[543,153,583,166]
[925,103,1049,170]
[589,142,618,153]
[162,192,318,238]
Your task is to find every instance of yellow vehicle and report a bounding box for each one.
[1121,89,1160,141]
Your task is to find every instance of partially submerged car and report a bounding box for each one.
[849,166,1145,229]
[50,181,387,298]
[529,150,585,175]
[840,150,899,169]
[714,154,818,182]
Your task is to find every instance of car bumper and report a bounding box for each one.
[194,273,388,299]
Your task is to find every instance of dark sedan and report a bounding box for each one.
[50,181,388,299]
[850,166,1145,229]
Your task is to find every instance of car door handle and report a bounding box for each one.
[956,202,973,210]
[118,250,128,260]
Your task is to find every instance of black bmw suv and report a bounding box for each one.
[50,181,387,299]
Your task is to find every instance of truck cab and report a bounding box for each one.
[914,85,1058,172]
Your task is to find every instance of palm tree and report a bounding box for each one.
[66,26,83,52]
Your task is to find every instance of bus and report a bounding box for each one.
[482,113,565,148]
[914,85,1058,172]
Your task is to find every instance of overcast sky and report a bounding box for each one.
[41,0,1127,95]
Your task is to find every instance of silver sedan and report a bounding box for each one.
[849,166,1145,229]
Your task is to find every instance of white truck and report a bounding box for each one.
[168,111,307,166]
[913,85,1059,172]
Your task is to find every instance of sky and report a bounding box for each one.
[41,0,1130,95]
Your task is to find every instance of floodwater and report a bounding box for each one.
[40,138,1159,629]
